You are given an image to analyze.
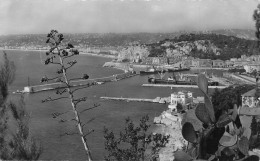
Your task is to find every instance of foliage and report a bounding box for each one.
[177,103,183,112]
[104,115,169,161]
[0,51,15,102]
[228,68,246,74]
[253,4,260,48]
[211,85,255,112]
[147,33,258,60]
[7,96,42,160]
[43,30,98,161]
[174,74,259,161]
[0,52,41,160]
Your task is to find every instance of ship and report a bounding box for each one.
[167,67,190,72]
[148,73,219,86]
[139,66,167,75]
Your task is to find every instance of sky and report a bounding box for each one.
[0,0,260,35]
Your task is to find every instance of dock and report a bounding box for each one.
[23,72,137,93]
[142,84,228,89]
[101,97,155,103]
[100,96,170,103]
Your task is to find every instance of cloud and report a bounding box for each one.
[0,0,259,35]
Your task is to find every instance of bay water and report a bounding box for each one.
[1,50,219,160]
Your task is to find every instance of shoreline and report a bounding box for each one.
[0,48,117,59]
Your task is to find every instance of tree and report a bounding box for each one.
[42,30,98,161]
[0,52,41,160]
[211,84,255,112]
[103,115,169,161]
[253,4,260,48]
[176,103,183,112]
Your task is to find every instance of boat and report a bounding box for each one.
[167,67,190,72]
[148,73,219,86]
[139,67,167,75]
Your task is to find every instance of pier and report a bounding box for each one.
[100,96,170,104]
[23,72,137,93]
[142,84,228,89]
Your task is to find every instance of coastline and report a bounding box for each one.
[0,48,117,59]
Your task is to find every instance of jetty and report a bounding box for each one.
[142,84,228,89]
[23,72,137,93]
[100,96,170,104]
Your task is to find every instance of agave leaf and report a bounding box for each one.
[197,74,208,94]
[238,136,249,155]
[174,151,193,161]
[242,155,259,161]
[195,103,211,125]
[204,94,216,123]
[182,122,198,143]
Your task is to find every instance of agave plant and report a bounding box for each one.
[174,74,259,161]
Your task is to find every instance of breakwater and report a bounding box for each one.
[142,84,227,89]
[100,96,170,104]
[23,72,137,93]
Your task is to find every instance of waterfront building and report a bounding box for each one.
[233,60,250,67]
[224,60,234,67]
[230,58,238,62]
[212,59,225,68]
[244,64,260,73]
[191,59,211,67]
[168,91,193,112]
[142,57,168,65]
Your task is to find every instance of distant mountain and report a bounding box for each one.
[0,29,256,49]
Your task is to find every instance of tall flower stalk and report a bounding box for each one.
[42,30,97,161]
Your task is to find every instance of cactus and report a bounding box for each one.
[174,74,259,161]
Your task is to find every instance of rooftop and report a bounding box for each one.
[241,88,260,97]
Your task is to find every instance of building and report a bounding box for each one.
[212,59,225,68]
[244,64,260,73]
[142,57,168,65]
[241,89,259,108]
[224,60,234,67]
[240,88,260,116]
[168,91,193,112]
[233,60,250,67]
[191,59,212,67]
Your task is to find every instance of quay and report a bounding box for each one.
[23,72,137,93]
[142,84,228,89]
[100,96,170,104]
[101,97,155,102]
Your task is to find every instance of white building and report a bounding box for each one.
[168,91,193,112]
[244,64,260,73]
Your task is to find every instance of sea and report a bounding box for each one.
[1,50,224,160]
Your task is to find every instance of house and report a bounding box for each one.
[168,91,193,112]
[191,59,212,67]
[244,64,260,73]
[233,60,250,67]
[212,59,225,68]
[240,88,260,116]
[225,60,234,67]
[142,57,168,65]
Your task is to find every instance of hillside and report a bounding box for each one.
[146,33,259,60]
